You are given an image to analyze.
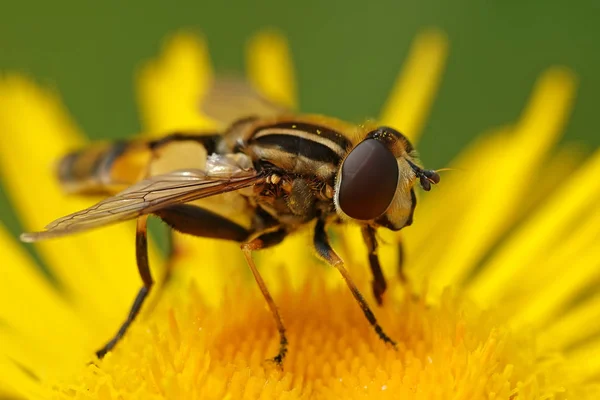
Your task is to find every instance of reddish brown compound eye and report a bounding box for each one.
[337,139,399,220]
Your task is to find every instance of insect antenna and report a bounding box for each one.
[405,158,441,191]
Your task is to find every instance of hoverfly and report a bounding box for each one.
[21,80,440,365]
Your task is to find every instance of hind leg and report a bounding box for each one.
[96,215,153,358]
[96,205,250,358]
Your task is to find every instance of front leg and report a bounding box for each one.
[314,219,397,348]
[361,225,387,305]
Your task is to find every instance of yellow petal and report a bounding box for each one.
[510,244,600,331]
[246,30,297,110]
[256,230,317,292]
[0,224,90,372]
[468,149,600,307]
[0,356,45,400]
[0,329,87,389]
[517,144,587,218]
[405,129,510,286]
[516,67,578,143]
[0,76,141,342]
[166,234,245,307]
[409,67,577,299]
[379,28,449,143]
[539,291,600,353]
[508,206,600,329]
[136,32,216,135]
[404,129,503,263]
[566,336,600,384]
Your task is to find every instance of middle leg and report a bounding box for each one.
[160,205,289,364]
[241,228,289,366]
[361,225,387,305]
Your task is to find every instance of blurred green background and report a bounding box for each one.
[0,0,598,238]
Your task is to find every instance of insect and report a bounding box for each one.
[21,81,440,365]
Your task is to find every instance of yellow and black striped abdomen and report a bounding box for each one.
[58,133,221,195]
[58,141,151,195]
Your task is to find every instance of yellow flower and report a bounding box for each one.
[1,29,599,399]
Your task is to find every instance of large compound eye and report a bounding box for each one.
[337,139,399,220]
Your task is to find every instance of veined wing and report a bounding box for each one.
[201,78,291,126]
[21,167,265,242]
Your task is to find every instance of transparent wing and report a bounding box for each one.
[201,78,291,126]
[21,166,265,242]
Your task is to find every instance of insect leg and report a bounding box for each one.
[241,228,289,366]
[155,204,250,241]
[95,206,252,359]
[361,226,387,305]
[160,205,290,363]
[155,203,251,293]
[397,238,407,283]
[314,219,397,348]
[96,215,153,358]
[155,203,251,284]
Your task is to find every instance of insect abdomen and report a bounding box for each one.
[58,133,223,195]
[58,141,152,195]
